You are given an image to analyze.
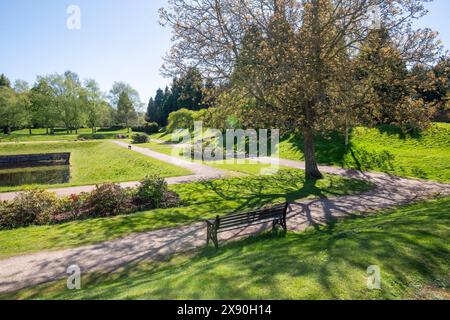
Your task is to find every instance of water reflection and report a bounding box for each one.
[0,166,71,187]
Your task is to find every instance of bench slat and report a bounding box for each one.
[217,205,286,220]
[218,219,282,233]
[218,212,284,229]
[219,207,286,222]
[206,203,289,248]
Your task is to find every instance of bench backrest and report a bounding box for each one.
[215,203,288,232]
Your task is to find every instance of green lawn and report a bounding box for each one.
[279,123,450,183]
[0,128,130,142]
[137,141,182,156]
[0,169,372,258]
[138,141,294,176]
[0,141,191,192]
[149,131,175,142]
[4,197,449,300]
[206,160,291,176]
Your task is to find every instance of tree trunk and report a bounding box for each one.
[345,126,349,147]
[29,128,32,135]
[303,128,323,180]
[46,128,49,135]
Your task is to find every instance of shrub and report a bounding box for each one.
[85,183,132,217]
[146,122,160,134]
[0,189,58,229]
[98,126,125,132]
[132,123,159,135]
[167,109,195,132]
[132,133,150,144]
[52,193,87,224]
[134,175,168,209]
[0,181,182,230]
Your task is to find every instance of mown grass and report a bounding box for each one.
[206,160,290,176]
[0,169,373,258]
[4,197,449,300]
[0,128,130,142]
[138,142,293,176]
[137,141,181,156]
[0,141,191,192]
[279,123,450,182]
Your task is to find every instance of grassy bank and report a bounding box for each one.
[4,197,449,299]
[279,123,450,182]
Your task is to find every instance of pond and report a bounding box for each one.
[0,166,71,187]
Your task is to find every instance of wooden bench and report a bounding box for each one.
[206,203,289,249]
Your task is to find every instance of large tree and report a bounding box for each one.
[161,0,442,179]
[117,91,137,132]
[48,71,86,134]
[0,86,29,134]
[109,82,141,110]
[30,76,60,134]
[83,79,112,133]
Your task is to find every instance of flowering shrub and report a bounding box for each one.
[0,189,58,229]
[85,183,133,217]
[0,175,181,230]
[51,193,87,224]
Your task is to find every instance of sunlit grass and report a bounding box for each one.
[5,197,449,300]
[0,141,192,192]
[0,169,373,258]
[279,123,450,182]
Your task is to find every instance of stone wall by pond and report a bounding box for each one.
[0,153,71,169]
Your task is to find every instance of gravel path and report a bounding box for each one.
[0,157,448,294]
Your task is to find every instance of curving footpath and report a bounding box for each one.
[0,156,449,294]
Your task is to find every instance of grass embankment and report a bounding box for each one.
[0,141,191,192]
[4,197,449,300]
[0,128,130,142]
[0,169,372,258]
[279,123,450,183]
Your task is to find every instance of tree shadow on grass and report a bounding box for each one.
[281,132,398,174]
[9,199,449,300]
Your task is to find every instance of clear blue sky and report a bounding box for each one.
[0,0,449,103]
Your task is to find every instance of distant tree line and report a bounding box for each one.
[0,71,145,135]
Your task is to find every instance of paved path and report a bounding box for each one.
[0,141,225,201]
[0,157,449,293]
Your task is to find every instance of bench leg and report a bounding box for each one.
[213,230,219,249]
[272,218,287,232]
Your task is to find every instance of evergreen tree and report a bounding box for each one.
[117,91,137,133]
[0,74,11,88]
[146,97,155,122]
[153,88,166,126]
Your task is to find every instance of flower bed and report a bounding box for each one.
[0,175,181,230]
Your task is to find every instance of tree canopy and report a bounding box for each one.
[160,0,444,179]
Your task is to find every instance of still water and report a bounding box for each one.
[0,166,71,187]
